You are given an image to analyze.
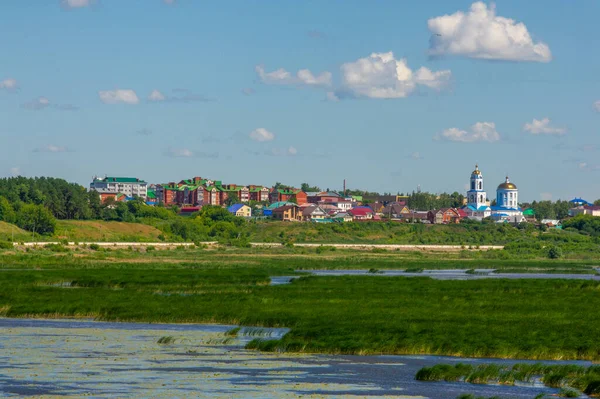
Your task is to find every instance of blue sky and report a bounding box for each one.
[1,0,599,202]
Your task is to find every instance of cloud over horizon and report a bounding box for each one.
[249,128,275,142]
[523,118,567,135]
[256,65,332,88]
[99,89,139,105]
[438,121,501,143]
[428,2,551,62]
[337,52,451,99]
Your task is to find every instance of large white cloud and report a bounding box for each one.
[98,89,139,105]
[338,52,451,99]
[249,128,275,142]
[256,65,332,88]
[428,2,551,62]
[523,118,566,135]
[0,78,18,91]
[61,0,93,9]
[438,122,500,143]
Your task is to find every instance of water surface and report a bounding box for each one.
[0,318,581,398]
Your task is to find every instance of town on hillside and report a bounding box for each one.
[89,165,600,226]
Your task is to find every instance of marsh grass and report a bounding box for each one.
[417,363,600,395]
[157,336,176,344]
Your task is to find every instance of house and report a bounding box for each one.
[308,191,341,204]
[381,203,410,218]
[270,188,307,205]
[367,202,385,215]
[335,199,353,212]
[272,205,301,221]
[398,211,429,223]
[541,219,561,228]
[348,206,374,221]
[301,205,328,221]
[362,195,406,205]
[248,185,270,202]
[333,212,353,222]
[427,208,462,224]
[584,206,600,217]
[90,176,148,199]
[228,204,252,217]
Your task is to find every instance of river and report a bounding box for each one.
[0,318,585,398]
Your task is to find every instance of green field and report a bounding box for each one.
[1,247,599,361]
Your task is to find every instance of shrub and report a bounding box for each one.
[0,241,13,250]
[89,243,100,251]
[44,243,69,253]
[547,245,563,259]
[146,246,155,251]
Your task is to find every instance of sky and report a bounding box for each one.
[1,0,599,202]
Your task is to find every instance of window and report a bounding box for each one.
[479,182,482,190]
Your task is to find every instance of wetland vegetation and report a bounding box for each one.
[417,363,600,396]
[1,247,599,361]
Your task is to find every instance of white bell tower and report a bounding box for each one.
[467,164,487,209]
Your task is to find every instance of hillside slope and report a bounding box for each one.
[54,220,164,242]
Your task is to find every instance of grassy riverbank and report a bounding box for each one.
[1,248,599,361]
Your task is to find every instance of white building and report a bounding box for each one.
[464,165,491,219]
[90,176,148,199]
[463,165,524,223]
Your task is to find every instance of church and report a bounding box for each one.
[464,165,525,223]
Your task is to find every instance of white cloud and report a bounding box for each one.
[241,88,255,96]
[9,167,20,176]
[98,89,139,105]
[0,78,18,91]
[523,118,566,135]
[410,152,423,160]
[594,100,600,112]
[338,52,451,99]
[438,121,500,143]
[540,192,553,201]
[428,2,551,62]
[22,97,51,110]
[61,0,93,9]
[288,146,298,155]
[148,89,166,102]
[256,65,332,88]
[34,145,69,153]
[163,0,176,4]
[166,148,194,158]
[249,128,275,142]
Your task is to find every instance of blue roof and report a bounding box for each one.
[466,205,490,211]
[569,198,591,205]
[228,204,245,213]
[491,206,521,212]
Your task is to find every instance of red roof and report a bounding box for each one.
[456,209,468,217]
[349,207,374,216]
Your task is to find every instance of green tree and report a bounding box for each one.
[16,204,57,235]
[301,183,321,192]
[224,193,240,206]
[0,196,16,223]
[594,199,600,206]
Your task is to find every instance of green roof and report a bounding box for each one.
[523,208,535,216]
[277,189,300,195]
[99,177,146,183]
[146,191,156,199]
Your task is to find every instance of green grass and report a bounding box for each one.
[1,251,600,360]
[416,363,600,396]
[0,221,30,242]
[54,220,164,242]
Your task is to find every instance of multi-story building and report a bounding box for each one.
[90,176,148,199]
[248,186,270,202]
